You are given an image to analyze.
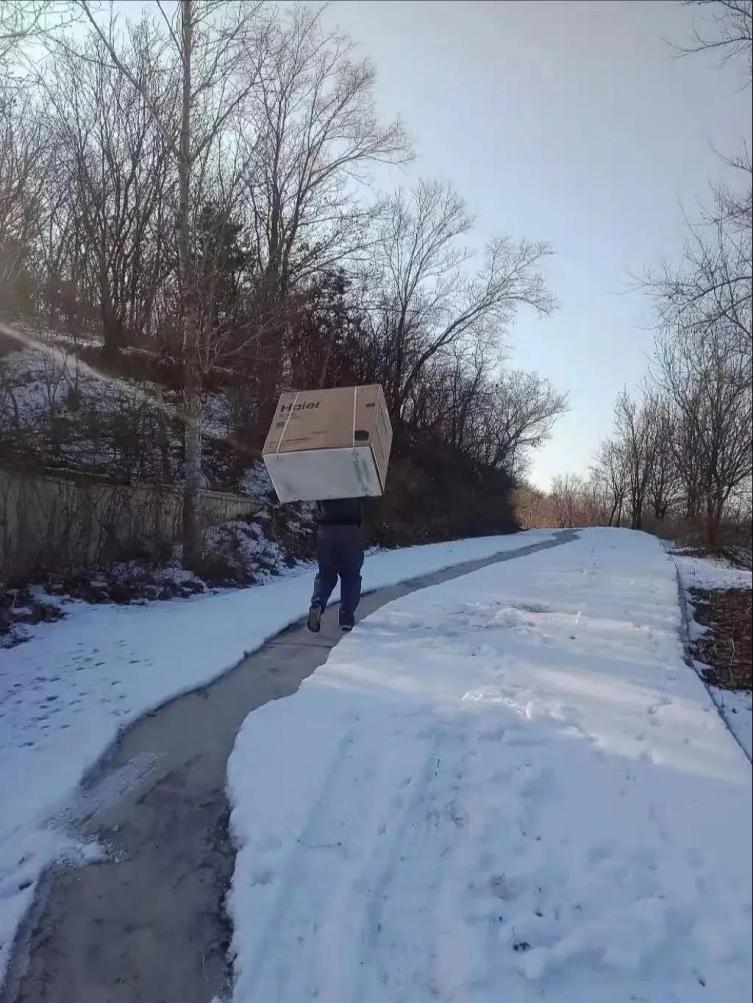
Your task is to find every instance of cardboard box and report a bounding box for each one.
[262,385,393,503]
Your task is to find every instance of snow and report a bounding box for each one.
[709,687,753,761]
[0,529,555,982]
[0,333,176,476]
[0,324,240,483]
[227,528,751,1003]
[239,459,275,499]
[200,519,289,579]
[673,553,752,591]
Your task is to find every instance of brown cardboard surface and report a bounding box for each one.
[262,387,395,505]
[369,389,393,489]
[262,385,392,497]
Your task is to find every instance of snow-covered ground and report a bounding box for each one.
[227,528,751,1003]
[0,322,239,485]
[673,551,752,761]
[710,688,753,761]
[673,552,752,591]
[0,530,555,983]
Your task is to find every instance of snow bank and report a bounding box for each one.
[228,528,751,1003]
[674,553,752,591]
[0,529,554,981]
[709,687,753,760]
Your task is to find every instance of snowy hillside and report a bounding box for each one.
[0,327,252,488]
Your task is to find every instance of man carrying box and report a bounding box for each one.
[262,385,392,504]
[306,497,364,634]
[262,383,393,634]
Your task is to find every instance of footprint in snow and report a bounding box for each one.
[647,697,671,725]
[489,874,520,901]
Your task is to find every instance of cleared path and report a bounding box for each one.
[1,532,576,1003]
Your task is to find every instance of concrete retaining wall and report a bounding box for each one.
[0,466,254,579]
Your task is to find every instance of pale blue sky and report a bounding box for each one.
[319,0,752,488]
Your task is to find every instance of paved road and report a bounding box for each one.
[1,531,577,1003]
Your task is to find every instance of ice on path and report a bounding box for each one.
[228,528,752,1003]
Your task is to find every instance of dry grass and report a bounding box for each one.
[691,588,753,691]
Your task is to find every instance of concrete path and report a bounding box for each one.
[1,532,577,1003]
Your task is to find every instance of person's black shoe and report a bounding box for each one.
[307,603,322,633]
[339,611,355,632]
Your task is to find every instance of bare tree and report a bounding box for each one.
[1,1,78,83]
[658,1,752,361]
[512,482,557,529]
[677,1,752,80]
[656,322,752,543]
[239,6,409,405]
[394,326,566,479]
[77,0,264,566]
[648,192,752,366]
[647,400,677,521]
[0,88,49,316]
[455,369,567,477]
[593,438,629,527]
[367,179,556,417]
[1,0,45,69]
[612,390,662,530]
[551,473,585,528]
[668,384,705,519]
[2,1,566,568]
[634,2,753,541]
[44,29,174,354]
[402,334,491,448]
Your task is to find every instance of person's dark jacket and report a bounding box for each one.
[316,498,363,527]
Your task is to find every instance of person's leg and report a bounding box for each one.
[337,526,364,630]
[308,528,338,632]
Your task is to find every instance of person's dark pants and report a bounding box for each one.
[311,524,364,621]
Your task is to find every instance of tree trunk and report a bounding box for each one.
[704,494,724,548]
[101,301,123,359]
[318,341,333,389]
[178,1,201,569]
[685,487,700,521]
[705,514,720,547]
[182,340,203,568]
[99,252,121,358]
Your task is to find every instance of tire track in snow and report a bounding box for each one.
[236,726,359,999]
[349,725,469,1000]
